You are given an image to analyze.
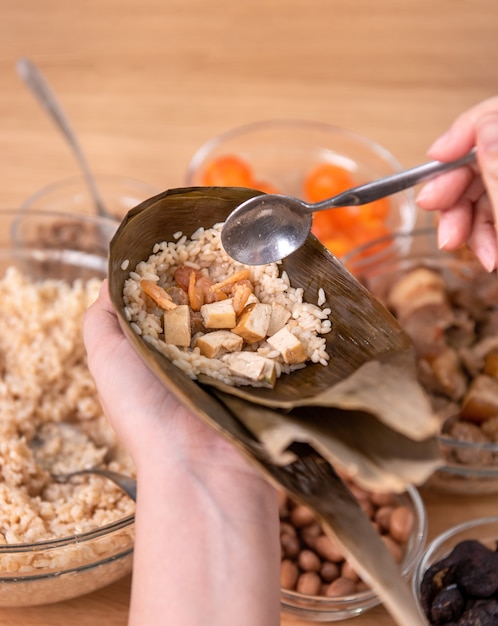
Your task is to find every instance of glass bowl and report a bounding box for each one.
[0,209,135,607]
[185,120,417,257]
[412,516,498,624]
[343,228,498,495]
[21,174,159,221]
[280,485,426,622]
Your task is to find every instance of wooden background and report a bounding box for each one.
[1,1,497,624]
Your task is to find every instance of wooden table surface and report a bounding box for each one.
[1,1,498,624]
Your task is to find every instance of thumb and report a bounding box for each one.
[476,112,498,226]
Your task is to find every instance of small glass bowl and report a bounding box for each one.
[412,516,498,624]
[280,486,427,622]
[343,228,498,495]
[185,120,417,256]
[21,174,159,221]
[0,209,135,607]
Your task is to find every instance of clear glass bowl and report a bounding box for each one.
[185,120,417,256]
[21,174,159,221]
[343,228,498,495]
[412,516,498,624]
[0,209,135,607]
[280,486,427,622]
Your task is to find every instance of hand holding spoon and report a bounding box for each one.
[221,148,477,265]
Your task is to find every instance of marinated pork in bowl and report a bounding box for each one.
[343,228,498,494]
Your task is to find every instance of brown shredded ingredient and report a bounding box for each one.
[209,269,251,293]
[140,279,177,311]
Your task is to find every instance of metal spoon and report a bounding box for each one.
[29,422,137,501]
[54,468,137,501]
[16,57,113,220]
[221,147,477,265]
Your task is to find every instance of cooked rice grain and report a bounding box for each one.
[0,267,135,545]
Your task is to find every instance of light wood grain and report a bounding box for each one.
[1,0,498,624]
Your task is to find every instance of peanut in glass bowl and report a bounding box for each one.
[185,120,417,258]
[279,485,427,622]
[0,209,135,607]
[343,228,498,495]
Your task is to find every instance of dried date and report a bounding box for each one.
[420,539,498,625]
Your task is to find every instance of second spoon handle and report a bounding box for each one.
[313,147,477,211]
[16,57,110,219]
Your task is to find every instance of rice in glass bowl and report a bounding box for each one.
[0,209,135,607]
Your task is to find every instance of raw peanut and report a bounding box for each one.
[280,533,300,558]
[381,535,404,563]
[300,522,322,548]
[290,504,316,528]
[298,549,321,572]
[346,482,370,501]
[375,505,394,532]
[280,559,299,590]
[370,491,395,507]
[325,576,358,597]
[341,560,360,582]
[297,571,322,596]
[320,560,340,583]
[314,534,344,562]
[279,522,296,537]
[389,505,414,543]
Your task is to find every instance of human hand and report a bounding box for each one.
[416,96,498,272]
[83,281,280,626]
[82,279,261,479]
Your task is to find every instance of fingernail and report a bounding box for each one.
[428,130,452,154]
[415,181,435,205]
[478,116,498,153]
[476,245,497,273]
[437,229,452,250]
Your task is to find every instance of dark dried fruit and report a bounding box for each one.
[430,584,464,624]
[456,599,498,626]
[420,539,498,625]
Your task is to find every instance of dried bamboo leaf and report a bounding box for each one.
[109,186,438,441]
[108,187,433,625]
[212,390,442,493]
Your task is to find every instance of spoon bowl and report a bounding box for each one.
[222,148,477,265]
[54,468,137,501]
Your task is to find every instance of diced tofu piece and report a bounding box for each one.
[224,352,277,387]
[267,326,307,364]
[267,303,292,336]
[200,298,236,329]
[246,293,259,306]
[232,303,272,343]
[163,305,191,347]
[195,330,243,359]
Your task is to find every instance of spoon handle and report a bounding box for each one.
[16,57,110,219]
[313,147,477,210]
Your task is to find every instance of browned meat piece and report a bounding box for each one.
[460,375,498,423]
[396,304,449,357]
[459,337,498,378]
[443,307,476,349]
[416,346,467,402]
[386,267,447,321]
[444,419,494,465]
[166,285,189,306]
[190,310,206,335]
